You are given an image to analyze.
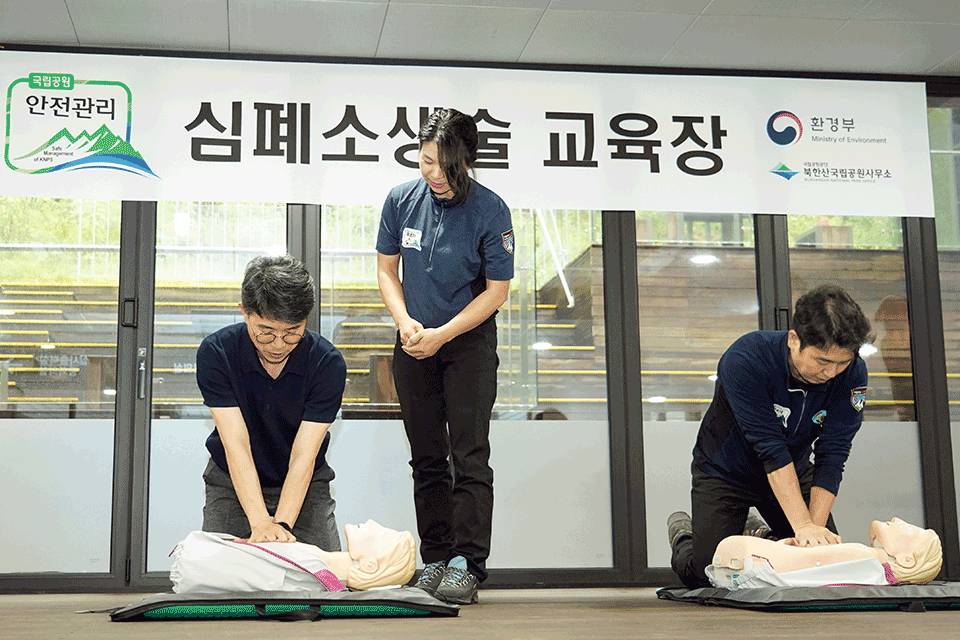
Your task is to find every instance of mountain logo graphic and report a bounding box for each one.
[10,124,158,178]
[770,163,799,180]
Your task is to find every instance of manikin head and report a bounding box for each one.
[870,517,942,583]
[343,520,416,590]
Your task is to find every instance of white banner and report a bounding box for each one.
[0,50,935,216]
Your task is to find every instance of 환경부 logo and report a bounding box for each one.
[767,110,803,146]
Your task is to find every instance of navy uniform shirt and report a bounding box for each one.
[693,330,868,496]
[376,178,515,329]
[196,322,347,487]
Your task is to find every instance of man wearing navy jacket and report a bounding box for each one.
[668,284,872,588]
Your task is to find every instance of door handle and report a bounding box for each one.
[137,347,147,400]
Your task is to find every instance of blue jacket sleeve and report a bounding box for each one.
[812,361,868,495]
[718,346,795,475]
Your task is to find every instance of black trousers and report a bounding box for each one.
[671,462,837,589]
[393,319,498,582]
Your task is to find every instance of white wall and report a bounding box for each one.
[0,415,924,576]
[0,419,113,573]
[146,418,613,573]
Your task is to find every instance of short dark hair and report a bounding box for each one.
[418,108,478,208]
[793,284,872,354]
[241,254,315,324]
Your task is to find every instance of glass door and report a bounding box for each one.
[786,214,920,542]
[637,211,760,567]
[0,198,121,578]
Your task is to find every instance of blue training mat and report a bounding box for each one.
[657,582,960,612]
[108,587,460,621]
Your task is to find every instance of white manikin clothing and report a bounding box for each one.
[169,531,347,595]
[706,557,897,589]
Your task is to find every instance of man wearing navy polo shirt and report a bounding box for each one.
[196,255,346,550]
[667,284,872,588]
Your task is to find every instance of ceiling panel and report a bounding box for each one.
[0,0,957,78]
[67,0,228,50]
[934,52,960,77]
[702,0,871,20]
[520,10,694,66]
[661,16,845,71]
[388,0,549,8]
[546,0,710,13]
[376,4,542,61]
[803,20,960,75]
[853,0,960,23]
[230,0,388,57]
[0,0,78,44]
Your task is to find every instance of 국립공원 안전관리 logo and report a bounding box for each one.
[5,73,157,178]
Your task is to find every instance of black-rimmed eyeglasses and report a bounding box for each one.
[254,330,303,345]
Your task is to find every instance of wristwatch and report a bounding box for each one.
[276,521,293,533]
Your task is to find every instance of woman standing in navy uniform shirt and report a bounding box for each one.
[376,108,515,604]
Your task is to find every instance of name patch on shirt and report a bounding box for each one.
[501,229,515,254]
[402,227,422,251]
[851,386,867,412]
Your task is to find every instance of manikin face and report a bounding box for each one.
[870,517,928,564]
[240,304,306,367]
[344,519,402,561]
[787,330,856,385]
[419,141,453,198]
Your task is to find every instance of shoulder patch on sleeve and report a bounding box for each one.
[851,386,867,412]
[501,228,515,254]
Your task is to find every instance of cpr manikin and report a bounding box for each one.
[170,519,416,594]
[707,517,942,589]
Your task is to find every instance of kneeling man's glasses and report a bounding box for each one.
[255,331,303,345]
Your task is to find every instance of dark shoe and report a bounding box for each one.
[435,567,479,604]
[667,511,693,549]
[414,561,445,595]
[743,513,774,539]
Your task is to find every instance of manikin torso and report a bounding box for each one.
[170,520,416,594]
[707,518,938,589]
[712,536,889,575]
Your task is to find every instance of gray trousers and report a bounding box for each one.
[201,458,341,551]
